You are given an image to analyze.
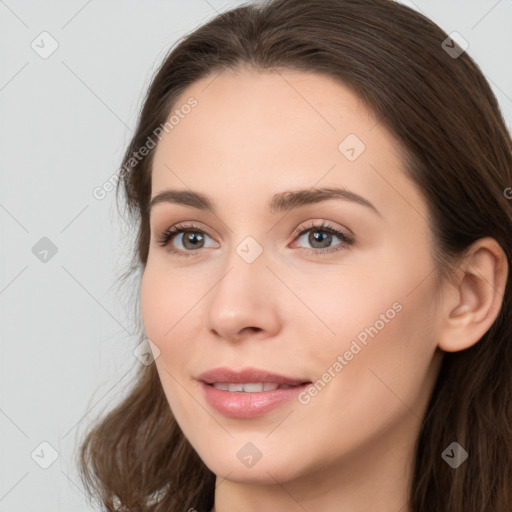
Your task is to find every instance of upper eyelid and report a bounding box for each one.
[157,220,346,235]
[158,220,351,246]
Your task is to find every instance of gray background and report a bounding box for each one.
[1,1,511,510]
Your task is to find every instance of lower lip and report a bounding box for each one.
[200,382,309,419]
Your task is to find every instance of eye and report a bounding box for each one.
[292,221,354,255]
[155,222,218,257]
[155,220,354,258]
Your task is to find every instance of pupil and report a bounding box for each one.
[310,231,331,248]
[184,231,203,249]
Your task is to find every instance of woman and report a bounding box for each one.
[78,0,512,510]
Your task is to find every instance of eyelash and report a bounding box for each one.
[155,221,355,258]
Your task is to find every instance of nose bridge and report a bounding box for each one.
[217,223,269,293]
[205,234,280,340]
[211,239,268,312]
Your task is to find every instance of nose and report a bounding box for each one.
[204,251,281,343]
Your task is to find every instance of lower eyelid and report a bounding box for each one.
[292,234,353,254]
[188,240,349,258]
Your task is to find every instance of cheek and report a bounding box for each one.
[289,263,404,352]
[300,250,440,391]
[316,276,439,425]
[140,265,205,422]
[140,264,200,360]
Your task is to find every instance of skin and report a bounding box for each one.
[140,67,508,512]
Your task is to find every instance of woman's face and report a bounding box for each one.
[141,67,446,485]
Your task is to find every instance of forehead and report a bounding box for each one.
[150,67,427,222]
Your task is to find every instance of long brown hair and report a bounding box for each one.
[78,0,512,510]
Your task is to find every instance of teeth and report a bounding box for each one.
[211,382,285,392]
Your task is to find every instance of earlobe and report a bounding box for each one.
[438,237,508,353]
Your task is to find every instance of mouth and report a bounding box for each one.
[197,367,312,418]
[208,382,307,392]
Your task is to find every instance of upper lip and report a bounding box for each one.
[198,367,310,385]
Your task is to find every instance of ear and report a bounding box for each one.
[438,237,509,353]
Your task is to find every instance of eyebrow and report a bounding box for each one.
[149,186,381,217]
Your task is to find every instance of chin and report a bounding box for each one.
[197,445,306,484]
